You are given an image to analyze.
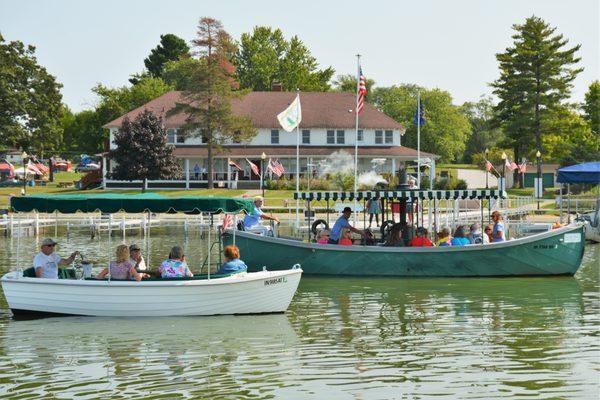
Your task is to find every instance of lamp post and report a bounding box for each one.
[21,151,28,196]
[261,152,267,198]
[536,150,542,210]
[501,151,507,192]
[484,148,489,189]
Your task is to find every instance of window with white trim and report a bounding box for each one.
[375,130,383,144]
[167,129,175,144]
[302,129,310,144]
[176,130,185,143]
[327,130,335,144]
[385,130,393,144]
[336,130,345,144]
[271,129,279,144]
[357,129,364,142]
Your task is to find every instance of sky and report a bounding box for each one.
[1,0,598,112]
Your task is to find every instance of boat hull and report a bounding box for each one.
[224,225,585,277]
[1,269,302,317]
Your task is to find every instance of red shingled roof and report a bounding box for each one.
[103,91,404,130]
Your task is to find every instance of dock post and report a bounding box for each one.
[122,217,126,239]
[34,212,39,236]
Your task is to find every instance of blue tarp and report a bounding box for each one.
[556,162,600,184]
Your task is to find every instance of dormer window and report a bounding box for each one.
[271,129,279,144]
[167,129,175,144]
[385,130,393,144]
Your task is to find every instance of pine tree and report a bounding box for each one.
[492,16,582,185]
[109,110,181,191]
[170,17,255,189]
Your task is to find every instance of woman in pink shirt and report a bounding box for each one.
[97,245,146,281]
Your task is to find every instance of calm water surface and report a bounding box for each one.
[0,227,598,399]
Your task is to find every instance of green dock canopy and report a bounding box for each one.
[294,189,507,201]
[11,193,255,214]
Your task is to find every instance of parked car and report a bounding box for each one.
[75,163,100,173]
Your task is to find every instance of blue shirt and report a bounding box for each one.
[493,222,505,242]
[451,237,471,246]
[330,216,351,241]
[243,206,263,228]
[218,258,248,274]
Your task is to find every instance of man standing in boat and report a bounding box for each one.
[33,238,80,278]
[491,211,506,242]
[328,207,365,244]
[243,197,280,234]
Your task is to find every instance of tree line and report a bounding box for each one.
[1,16,598,173]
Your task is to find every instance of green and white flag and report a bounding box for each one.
[277,94,302,132]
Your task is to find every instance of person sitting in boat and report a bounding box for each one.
[242,197,280,234]
[96,244,147,281]
[409,227,433,247]
[33,238,80,279]
[316,229,330,244]
[328,207,365,244]
[129,243,147,271]
[159,246,193,278]
[338,228,354,246]
[451,226,471,246]
[218,245,248,274]
[483,224,493,244]
[385,223,405,247]
[467,223,483,244]
[491,211,506,242]
[435,227,452,246]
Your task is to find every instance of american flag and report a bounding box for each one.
[518,161,527,173]
[357,66,367,114]
[228,160,242,171]
[246,159,260,176]
[268,159,285,177]
[485,159,493,172]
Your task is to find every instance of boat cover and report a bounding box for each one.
[557,161,600,184]
[10,193,254,214]
[294,189,507,201]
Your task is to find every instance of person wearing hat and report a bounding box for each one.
[129,243,147,271]
[242,197,279,234]
[33,238,80,279]
[328,207,365,245]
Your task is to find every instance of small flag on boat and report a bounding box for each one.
[277,94,302,132]
[246,159,260,176]
[228,160,242,171]
[518,161,527,173]
[357,66,367,115]
[222,214,234,231]
[268,159,285,177]
[485,159,493,172]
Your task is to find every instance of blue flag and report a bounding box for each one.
[414,99,426,126]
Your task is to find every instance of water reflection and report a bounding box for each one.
[0,232,598,398]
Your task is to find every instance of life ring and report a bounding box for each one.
[311,219,329,235]
[380,220,395,237]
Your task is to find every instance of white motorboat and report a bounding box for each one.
[5,193,304,318]
[1,268,302,318]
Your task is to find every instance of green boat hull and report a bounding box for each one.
[223,225,585,277]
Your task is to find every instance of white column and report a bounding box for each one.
[392,158,396,175]
[185,159,190,190]
[101,156,107,189]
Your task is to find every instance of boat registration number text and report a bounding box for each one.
[563,233,581,243]
[264,277,287,286]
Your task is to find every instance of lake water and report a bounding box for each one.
[0,227,598,399]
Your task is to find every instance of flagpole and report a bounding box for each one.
[353,54,360,225]
[295,91,300,229]
[417,92,421,188]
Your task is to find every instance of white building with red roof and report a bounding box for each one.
[103,91,438,189]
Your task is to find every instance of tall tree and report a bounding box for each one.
[372,85,471,162]
[170,17,256,188]
[109,110,181,191]
[583,80,599,137]
[492,16,582,184]
[460,96,504,162]
[235,26,334,91]
[0,34,63,153]
[145,34,190,78]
